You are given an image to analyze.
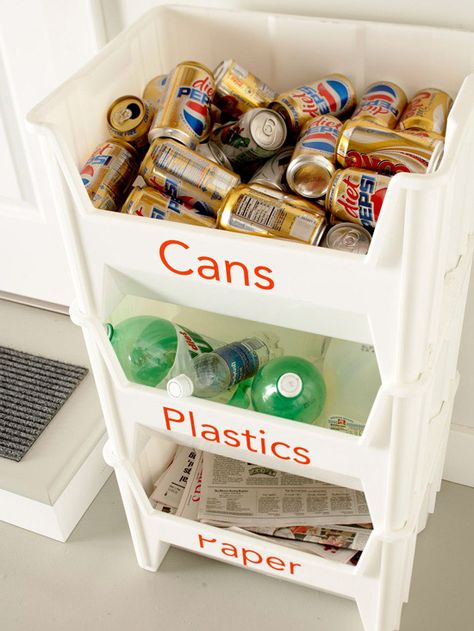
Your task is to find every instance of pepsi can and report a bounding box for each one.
[326,167,391,229]
[351,81,407,128]
[139,138,240,216]
[270,74,356,136]
[148,61,215,148]
[80,138,138,211]
[286,115,343,199]
[121,186,216,228]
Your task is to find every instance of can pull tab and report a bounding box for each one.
[114,103,141,124]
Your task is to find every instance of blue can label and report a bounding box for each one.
[215,337,270,386]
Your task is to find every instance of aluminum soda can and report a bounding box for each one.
[139,138,240,216]
[397,88,453,136]
[322,223,372,254]
[80,138,139,211]
[218,184,326,245]
[195,140,232,170]
[211,108,287,166]
[107,96,152,149]
[326,167,391,229]
[351,81,407,128]
[148,61,215,148]
[214,59,277,119]
[270,74,356,136]
[142,74,168,111]
[286,115,343,199]
[248,147,293,192]
[337,120,444,175]
[121,186,216,228]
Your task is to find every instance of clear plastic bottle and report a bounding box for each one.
[315,338,381,435]
[250,356,326,423]
[106,316,216,387]
[167,334,280,399]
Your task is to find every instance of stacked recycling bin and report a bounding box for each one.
[29,7,474,631]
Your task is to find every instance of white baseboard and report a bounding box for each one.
[444,423,474,487]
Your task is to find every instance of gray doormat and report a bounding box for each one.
[0,346,88,462]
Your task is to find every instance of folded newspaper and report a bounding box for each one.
[149,447,372,564]
[197,453,371,528]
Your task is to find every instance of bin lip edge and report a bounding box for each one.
[27,4,474,127]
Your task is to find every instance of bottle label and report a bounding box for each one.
[177,325,214,358]
[215,337,270,386]
[327,415,365,436]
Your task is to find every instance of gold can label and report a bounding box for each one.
[148,61,215,148]
[337,120,444,175]
[107,96,152,148]
[270,74,356,136]
[214,59,277,119]
[397,88,453,136]
[218,184,326,245]
[139,138,240,215]
[351,81,407,128]
[326,168,391,229]
[121,186,216,228]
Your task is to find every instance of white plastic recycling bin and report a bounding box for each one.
[27,6,474,631]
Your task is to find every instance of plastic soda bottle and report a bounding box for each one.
[167,334,281,399]
[316,339,381,435]
[106,316,216,387]
[250,356,326,423]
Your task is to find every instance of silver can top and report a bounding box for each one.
[249,108,287,150]
[323,223,372,254]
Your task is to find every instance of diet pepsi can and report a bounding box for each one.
[80,138,139,211]
[121,186,216,228]
[351,81,407,128]
[139,138,240,216]
[270,74,356,136]
[286,115,342,199]
[326,167,391,229]
[218,184,326,245]
[148,61,215,148]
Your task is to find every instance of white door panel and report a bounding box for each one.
[0,0,100,305]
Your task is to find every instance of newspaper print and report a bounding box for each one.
[198,453,370,527]
[149,446,199,513]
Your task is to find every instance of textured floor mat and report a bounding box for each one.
[0,346,88,462]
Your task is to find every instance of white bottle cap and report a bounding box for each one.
[277,373,303,398]
[167,374,194,398]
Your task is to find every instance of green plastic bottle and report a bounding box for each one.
[107,316,215,387]
[250,356,326,423]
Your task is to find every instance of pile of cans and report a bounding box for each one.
[80,60,453,254]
